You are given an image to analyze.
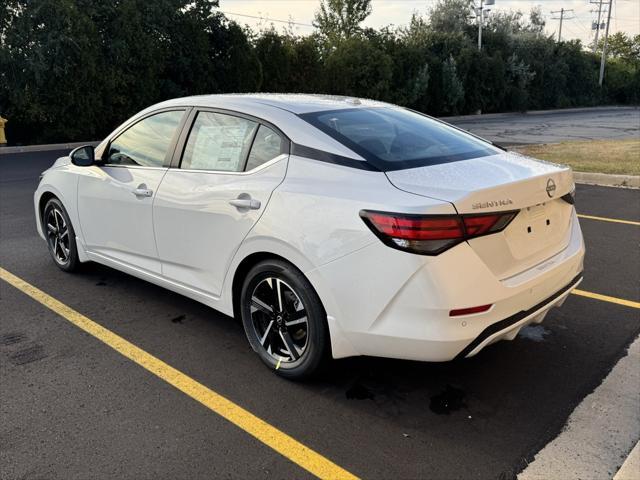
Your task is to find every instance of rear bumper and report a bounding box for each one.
[308,209,585,361]
[454,272,582,359]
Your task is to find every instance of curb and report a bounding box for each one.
[518,336,640,480]
[613,440,640,480]
[573,171,640,189]
[0,141,99,154]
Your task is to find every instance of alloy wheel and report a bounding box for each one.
[45,207,70,265]
[250,277,309,363]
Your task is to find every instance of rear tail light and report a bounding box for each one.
[360,210,518,255]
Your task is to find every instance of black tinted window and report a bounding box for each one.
[246,125,285,171]
[300,107,499,171]
[106,110,184,167]
[182,112,257,172]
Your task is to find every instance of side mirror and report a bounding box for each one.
[70,145,95,166]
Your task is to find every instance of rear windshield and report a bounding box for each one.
[299,107,500,171]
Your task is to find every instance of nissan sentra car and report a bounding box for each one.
[34,94,585,379]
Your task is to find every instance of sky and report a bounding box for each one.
[217,0,640,46]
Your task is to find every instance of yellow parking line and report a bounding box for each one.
[572,289,640,309]
[0,267,358,480]
[577,214,640,226]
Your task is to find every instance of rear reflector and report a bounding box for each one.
[450,304,492,316]
[360,210,518,255]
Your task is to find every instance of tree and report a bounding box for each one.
[595,32,640,63]
[400,13,431,48]
[313,0,371,46]
[324,36,392,99]
[161,0,221,98]
[286,35,324,93]
[504,53,535,111]
[366,28,430,107]
[255,29,292,92]
[486,10,526,36]
[209,18,262,93]
[1,0,105,143]
[428,0,473,34]
[441,55,465,114]
[527,7,546,34]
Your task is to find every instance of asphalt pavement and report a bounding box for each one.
[445,106,640,145]
[1,150,639,479]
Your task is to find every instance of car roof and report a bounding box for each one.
[100,94,387,162]
[156,93,392,115]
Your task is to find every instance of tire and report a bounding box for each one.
[240,259,328,380]
[42,198,80,272]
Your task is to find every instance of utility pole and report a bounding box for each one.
[477,0,484,50]
[477,0,494,50]
[599,0,613,86]
[590,0,604,53]
[551,8,574,42]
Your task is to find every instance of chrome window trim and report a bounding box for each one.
[173,153,288,176]
[99,164,169,171]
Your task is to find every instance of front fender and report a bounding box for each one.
[34,166,88,262]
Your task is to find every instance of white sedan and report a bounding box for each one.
[34,94,585,379]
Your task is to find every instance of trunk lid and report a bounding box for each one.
[385,152,576,279]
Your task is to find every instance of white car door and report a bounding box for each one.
[153,109,289,297]
[77,109,186,274]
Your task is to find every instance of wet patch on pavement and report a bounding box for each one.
[518,325,551,342]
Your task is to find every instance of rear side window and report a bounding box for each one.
[299,107,500,171]
[245,125,286,171]
[181,111,258,172]
[106,110,184,167]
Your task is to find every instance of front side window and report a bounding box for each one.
[245,125,286,171]
[299,107,500,171]
[106,110,184,167]
[181,112,258,172]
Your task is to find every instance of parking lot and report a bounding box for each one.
[446,107,640,146]
[1,150,639,479]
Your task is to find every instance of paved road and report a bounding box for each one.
[446,107,640,146]
[1,150,639,479]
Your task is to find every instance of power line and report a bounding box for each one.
[216,10,314,28]
[572,18,594,37]
[216,2,634,43]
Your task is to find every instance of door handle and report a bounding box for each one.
[229,197,261,210]
[132,185,153,197]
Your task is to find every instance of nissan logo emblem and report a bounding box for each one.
[546,179,556,197]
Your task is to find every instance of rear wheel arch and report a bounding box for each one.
[232,252,296,320]
[230,252,328,328]
[236,255,331,378]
